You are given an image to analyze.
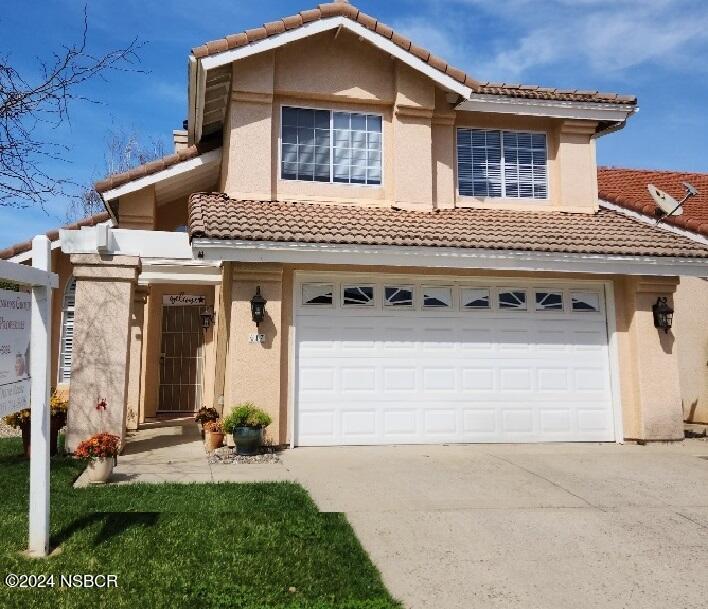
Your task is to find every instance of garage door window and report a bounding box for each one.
[342,285,375,306]
[302,284,334,306]
[384,286,414,307]
[499,289,527,310]
[535,291,563,311]
[461,288,490,309]
[422,286,452,308]
[571,291,600,312]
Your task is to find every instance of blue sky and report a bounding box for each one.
[1,0,707,249]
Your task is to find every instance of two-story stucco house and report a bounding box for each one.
[4,1,707,450]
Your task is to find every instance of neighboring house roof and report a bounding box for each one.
[598,167,708,237]
[188,194,708,259]
[94,138,221,194]
[191,1,636,106]
[0,212,111,261]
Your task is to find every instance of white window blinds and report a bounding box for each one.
[281,106,382,185]
[457,128,547,199]
[58,277,76,383]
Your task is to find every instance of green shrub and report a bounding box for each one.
[222,402,272,431]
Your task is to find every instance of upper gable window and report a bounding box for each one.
[281,106,382,185]
[456,128,547,199]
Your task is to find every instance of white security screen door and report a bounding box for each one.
[295,276,617,446]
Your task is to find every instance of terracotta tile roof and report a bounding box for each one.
[598,167,708,237]
[188,194,708,259]
[0,212,111,260]
[94,139,221,194]
[192,1,636,106]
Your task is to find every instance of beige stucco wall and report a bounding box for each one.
[65,254,139,451]
[224,264,285,444]
[119,187,156,230]
[220,30,600,213]
[220,263,687,445]
[674,276,708,423]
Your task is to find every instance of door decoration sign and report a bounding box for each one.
[163,294,206,306]
[0,288,31,417]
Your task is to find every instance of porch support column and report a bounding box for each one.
[126,285,148,430]
[618,276,683,441]
[225,263,284,444]
[65,254,140,451]
[212,262,233,415]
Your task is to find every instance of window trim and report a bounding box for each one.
[384,285,415,308]
[497,288,529,311]
[341,284,376,307]
[455,126,549,201]
[301,283,336,307]
[421,285,453,309]
[279,103,385,188]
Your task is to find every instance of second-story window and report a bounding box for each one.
[281,106,382,185]
[456,128,547,199]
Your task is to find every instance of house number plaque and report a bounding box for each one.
[248,333,265,343]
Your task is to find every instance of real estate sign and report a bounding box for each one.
[0,288,31,417]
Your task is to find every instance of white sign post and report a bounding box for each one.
[0,236,56,557]
[28,236,52,556]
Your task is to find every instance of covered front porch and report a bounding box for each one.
[73,417,289,486]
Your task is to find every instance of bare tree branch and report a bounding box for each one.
[65,128,166,222]
[0,6,144,210]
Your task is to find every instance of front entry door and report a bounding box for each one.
[158,304,208,413]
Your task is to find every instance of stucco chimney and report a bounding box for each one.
[173,129,189,152]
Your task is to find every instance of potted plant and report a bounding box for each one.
[222,402,272,456]
[194,407,219,439]
[3,389,69,457]
[74,432,121,484]
[203,420,225,451]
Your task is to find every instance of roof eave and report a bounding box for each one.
[191,237,708,277]
[188,15,474,144]
[458,95,637,127]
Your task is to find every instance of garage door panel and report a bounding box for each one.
[296,281,615,445]
[462,367,495,391]
[422,368,457,391]
[383,367,417,391]
[423,409,458,434]
[463,408,497,433]
[501,409,534,433]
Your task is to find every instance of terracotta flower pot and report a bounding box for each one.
[205,431,225,451]
[86,457,114,484]
[19,416,64,458]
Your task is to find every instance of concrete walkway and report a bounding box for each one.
[74,425,708,609]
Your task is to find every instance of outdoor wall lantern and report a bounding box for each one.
[250,286,267,328]
[200,307,215,331]
[652,296,674,334]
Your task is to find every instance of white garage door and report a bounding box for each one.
[295,276,617,446]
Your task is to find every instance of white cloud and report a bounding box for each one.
[396,0,708,82]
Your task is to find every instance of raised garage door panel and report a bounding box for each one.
[295,281,615,446]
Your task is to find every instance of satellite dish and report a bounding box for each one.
[648,181,699,225]
[648,183,683,217]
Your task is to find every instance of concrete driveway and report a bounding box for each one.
[284,441,708,609]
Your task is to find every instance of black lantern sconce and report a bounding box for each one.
[652,296,674,334]
[250,286,267,328]
[200,307,215,331]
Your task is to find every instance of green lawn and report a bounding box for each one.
[0,438,400,609]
